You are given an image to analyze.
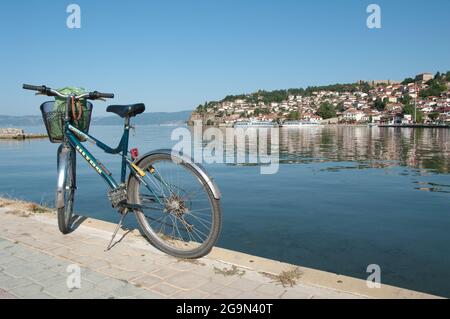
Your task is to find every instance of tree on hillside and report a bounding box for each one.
[428,112,440,123]
[402,78,415,85]
[317,102,336,119]
[403,103,424,123]
[374,97,387,111]
[400,95,412,106]
[337,101,345,112]
[287,111,300,120]
[420,79,447,98]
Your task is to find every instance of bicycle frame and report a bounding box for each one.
[62,95,137,190]
[57,95,220,212]
[65,123,129,189]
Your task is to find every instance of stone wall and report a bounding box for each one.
[0,128,25,136]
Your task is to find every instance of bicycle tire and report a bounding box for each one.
[56,145,76,234]
[128,153,222,259]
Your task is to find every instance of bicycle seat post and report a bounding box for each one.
[121,116,131,183]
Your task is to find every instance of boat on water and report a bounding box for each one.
[233,120,279,128]
[280,120,322,128]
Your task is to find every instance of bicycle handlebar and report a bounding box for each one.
[22,84,114,100]
[23,84,47,91]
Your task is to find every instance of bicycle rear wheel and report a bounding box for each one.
[56,145,76,234]
[128,153,222,259]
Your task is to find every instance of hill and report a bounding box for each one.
[0,111,191,127]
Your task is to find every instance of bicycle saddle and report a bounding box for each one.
[106,103,146,118]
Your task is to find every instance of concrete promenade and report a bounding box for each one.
[0,198,440,299]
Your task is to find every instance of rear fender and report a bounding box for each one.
[128,149,221,200]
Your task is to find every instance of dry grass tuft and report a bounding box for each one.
[176,258,206,266]
[214,265,246,277]
[262,267,303,287]
[0,197,53,217]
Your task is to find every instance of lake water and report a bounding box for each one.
[1,124,450,297]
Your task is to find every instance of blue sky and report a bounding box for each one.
[0,0,449,115]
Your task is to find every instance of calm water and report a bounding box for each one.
[1,125,450,297]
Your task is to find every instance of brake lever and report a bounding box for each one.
[97,97,107,102]
[35,92,45,96]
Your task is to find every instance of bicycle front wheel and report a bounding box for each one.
[128,153,222,259]
[56,145,76,234]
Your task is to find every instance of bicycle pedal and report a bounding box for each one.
[108,185,128,208]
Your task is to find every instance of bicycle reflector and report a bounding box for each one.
[130,148,139,160]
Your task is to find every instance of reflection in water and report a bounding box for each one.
[199,126,450,174]
[278,127,450,173]
[414,181,450,194]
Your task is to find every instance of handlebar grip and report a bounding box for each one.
[89,91,114,99]
[23,84,46,91]
[99,93,114,99]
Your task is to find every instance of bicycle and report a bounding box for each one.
[23,84,222,259]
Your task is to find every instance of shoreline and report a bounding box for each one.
[188,123,450,129]
[0,197,441,299]
[0,133,48,140]
[0,128,47,140]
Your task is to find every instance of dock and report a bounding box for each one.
[0,128,47,140]
[378,124,449,128]
[0,197,441,299]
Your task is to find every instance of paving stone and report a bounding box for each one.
[3,263,47,278]
[23,252,55,264]
[166,272,210,290]
[255,283,287,297]
[134,290,165,299]
[0,277,33,290]
[226,278,263,292]
[197,281,224,294]
[279,289,312,299]
[36,274,69,288]
[28,270,62,284]
[0,288,17,299]
[235,291,275,299]
[9,283,45,298]
[171,289,209,299]
[44,280,96,299]
[149,283,181,296]
[152,268,181,279]
[109,284,146,298]
[69,289,110,299]
[213,286,244,298]
[0,240,16,249]
[82,270,112,285]
[0,255,23,266]
[132,274,162,289]
[81,258,111,270]
[95,278,129,292]
[169,261,198,271]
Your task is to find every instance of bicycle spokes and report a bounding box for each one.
[138,159,214,249]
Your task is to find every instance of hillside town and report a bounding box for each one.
[189,72,450,126]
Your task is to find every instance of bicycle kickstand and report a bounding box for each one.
[105,210,129,251]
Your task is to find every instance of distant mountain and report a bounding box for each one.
[0,115,42,126]
[0,111,191,127]
[92,111,191,125]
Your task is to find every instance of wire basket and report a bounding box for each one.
[40,101,93,143]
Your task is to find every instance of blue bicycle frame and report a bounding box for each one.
[58,95,220,212]
[61,94,145,193]
[65,122,131,190]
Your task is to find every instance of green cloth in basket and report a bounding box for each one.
[48,87,90,141]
